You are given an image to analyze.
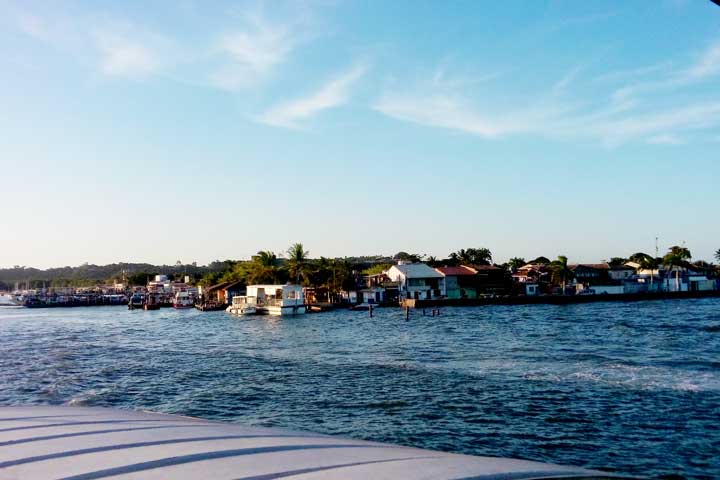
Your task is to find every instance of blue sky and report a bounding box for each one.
[1,0,719,268]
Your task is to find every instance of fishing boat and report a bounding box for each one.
[0,406,633,479]
[247,284,306,315]
[143,293,161,310]
[127,293,144,310]
[226,295,257,316]
[172,291,194,309]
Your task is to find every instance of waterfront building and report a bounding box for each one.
[199,281,245,305]
[386,263,445,300]
[435,265,479,299]
[473,265,508,295]
[608,265,636,281]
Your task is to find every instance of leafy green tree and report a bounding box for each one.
[127,272,155,286]
[530,256,551,265]
[550,255,573,294]
[286,243,309,284]
[306,257,334,290]
[608,257,626,267]
[363,263,393,275]
[507,257,526,271]
[393,252,423,263]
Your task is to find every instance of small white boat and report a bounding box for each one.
[173,291,194,309]
[226,295,257,316]
[0,293,19,306]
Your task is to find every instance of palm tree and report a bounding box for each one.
[662,246,692,291]
[637,254,659,290]
[715,249,720,263]
[550,255,573,294]
[286,243,309,284]
[450,248,492,266]
[248,251,279,284]
[628,252,651,263]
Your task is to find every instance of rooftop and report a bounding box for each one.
[391,263,443,278]
[435,266,478,276]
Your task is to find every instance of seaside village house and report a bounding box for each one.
[658,265,717,292]
[198,281,246,305]
[512,263,551,296]
[435,266,478,299]
[386,263,445,300]
[473,265,508,295]
[571,262,717,295]
[339,272,399,305]
[571,264,625,295]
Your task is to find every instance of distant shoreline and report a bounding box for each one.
[403,289,720,308]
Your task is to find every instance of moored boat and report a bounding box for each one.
[127,293,144,310]
[143,293,161,310]
[247,284,306,315]
[226,295,257,316]
[173,291,194,309]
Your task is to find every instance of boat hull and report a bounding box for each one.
[0,406,631,479]
[172,304,194,309]
[227,306,257,315]
[263,305,306,316]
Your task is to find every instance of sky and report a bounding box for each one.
[1,0,719,268]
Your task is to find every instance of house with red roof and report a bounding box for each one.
[435,265,479,299]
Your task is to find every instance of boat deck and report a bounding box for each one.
[0,406,632,479]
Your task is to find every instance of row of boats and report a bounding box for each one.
[127,291,195,310]
[128,284,308,316]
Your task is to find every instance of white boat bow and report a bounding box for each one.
[0,406,637,479]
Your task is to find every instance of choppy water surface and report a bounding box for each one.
[1,299,719,478]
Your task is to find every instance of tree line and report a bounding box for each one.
[2,244,718,292]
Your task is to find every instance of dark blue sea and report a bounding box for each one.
[1,299,719,479]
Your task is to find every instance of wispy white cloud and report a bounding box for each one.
[258,65,366,128]
[595,61,673,83]
[375,79,720,146]
[647,134,685,145]
[375,95,525,138]
[208,6,319,91]
[92,30,166,78]
[375,38,720,146]
[552,66,582,94]
[686,42,720,79]
[11,8,170,79]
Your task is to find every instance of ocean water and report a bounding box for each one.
[1,299,718,479]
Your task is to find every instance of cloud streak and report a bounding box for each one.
[210,13,302,90]
[258,65,366,128]
[375,40,720,146]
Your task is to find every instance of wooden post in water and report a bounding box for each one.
[369,304,374,318]
[405,306,410,320]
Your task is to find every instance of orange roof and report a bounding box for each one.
[435,265,478,276]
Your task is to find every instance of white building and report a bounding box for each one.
[386,263,445,300]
